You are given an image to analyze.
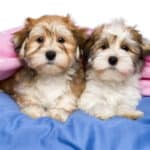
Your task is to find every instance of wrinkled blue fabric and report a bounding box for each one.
[0,92,150,150]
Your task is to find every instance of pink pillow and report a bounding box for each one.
[0,28,22,80]
[141,56,150,79]
[140,56,150,96]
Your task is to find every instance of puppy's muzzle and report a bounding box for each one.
[108,56,118,66]
[45,50,56,61]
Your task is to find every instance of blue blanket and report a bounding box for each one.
[0,92,150,150]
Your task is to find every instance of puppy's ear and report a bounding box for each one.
[73,27,90,49]
[73,27,91,62]
[83,26,104,63]
[64,15,88,46]
[64,15,90,59]
[12,17,34,53]
[141,38,150,57]
[64,14,72,24]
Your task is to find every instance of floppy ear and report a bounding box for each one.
[141,38,150,57]
[73,27,91,63]
[64,15,89,49]
[12,17,34,53]
[73,27,90,49]
[64,15,90,60]
[83,26,104,63]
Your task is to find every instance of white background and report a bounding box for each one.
[0,0,150,38]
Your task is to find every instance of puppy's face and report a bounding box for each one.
[13,15,85,75]
[86,20,150,81]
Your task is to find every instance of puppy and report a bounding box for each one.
[78,19,150,120]
[0,15,86,121]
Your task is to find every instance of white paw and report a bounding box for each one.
[48,109,71,122]
[118,110,144,119]
[95,110,115,120]
[22,106,48,118]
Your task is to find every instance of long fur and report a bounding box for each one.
[0,15,87,121]
[79,19,150,120]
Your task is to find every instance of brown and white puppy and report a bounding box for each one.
[0,15,86,121]
[78,19,150,120]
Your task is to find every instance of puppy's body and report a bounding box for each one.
[79,70,141,119]
[1,15,86,121]
[10,67,77,120]
[79,20,150,120]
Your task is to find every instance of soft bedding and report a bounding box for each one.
[0,92,150,150]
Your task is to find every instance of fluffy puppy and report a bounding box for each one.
[78,19,150,120]
[0,15,86,121]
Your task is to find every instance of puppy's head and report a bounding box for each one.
[13,15,86,75]
[85,19,150,82]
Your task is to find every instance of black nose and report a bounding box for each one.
[45,51,56,61]
[108,56,118,65]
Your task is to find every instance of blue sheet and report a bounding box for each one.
[0,92,150,150]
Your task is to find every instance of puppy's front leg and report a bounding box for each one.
[14,96,48,118]
[22,105,48,118]
[78,92,115,120]
[117,95,143,119]
[48,93,77,122]
[117,104,143,119]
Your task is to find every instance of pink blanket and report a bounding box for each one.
[0,28,22,80]
[0,27,150,95]
[140,57,150,95]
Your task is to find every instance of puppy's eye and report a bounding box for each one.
[36,36,44,43]
[57,37,65,44]
[121,45,130,51]
[100,43,109,50]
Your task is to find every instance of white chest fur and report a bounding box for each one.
[15,73,70,107]
[78,72,142,118]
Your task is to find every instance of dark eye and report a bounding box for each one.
[100,43,109,50]
[121,45,130,51]
[57,37,65,43]
[36,36,44,43]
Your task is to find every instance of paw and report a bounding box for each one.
[56,98,77,113]
[48,109,71,122]
[90,108,115,120]
[118,110,144,120]
[96,111,115,120]
[97,114,113,120]
[21,106,48,118]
